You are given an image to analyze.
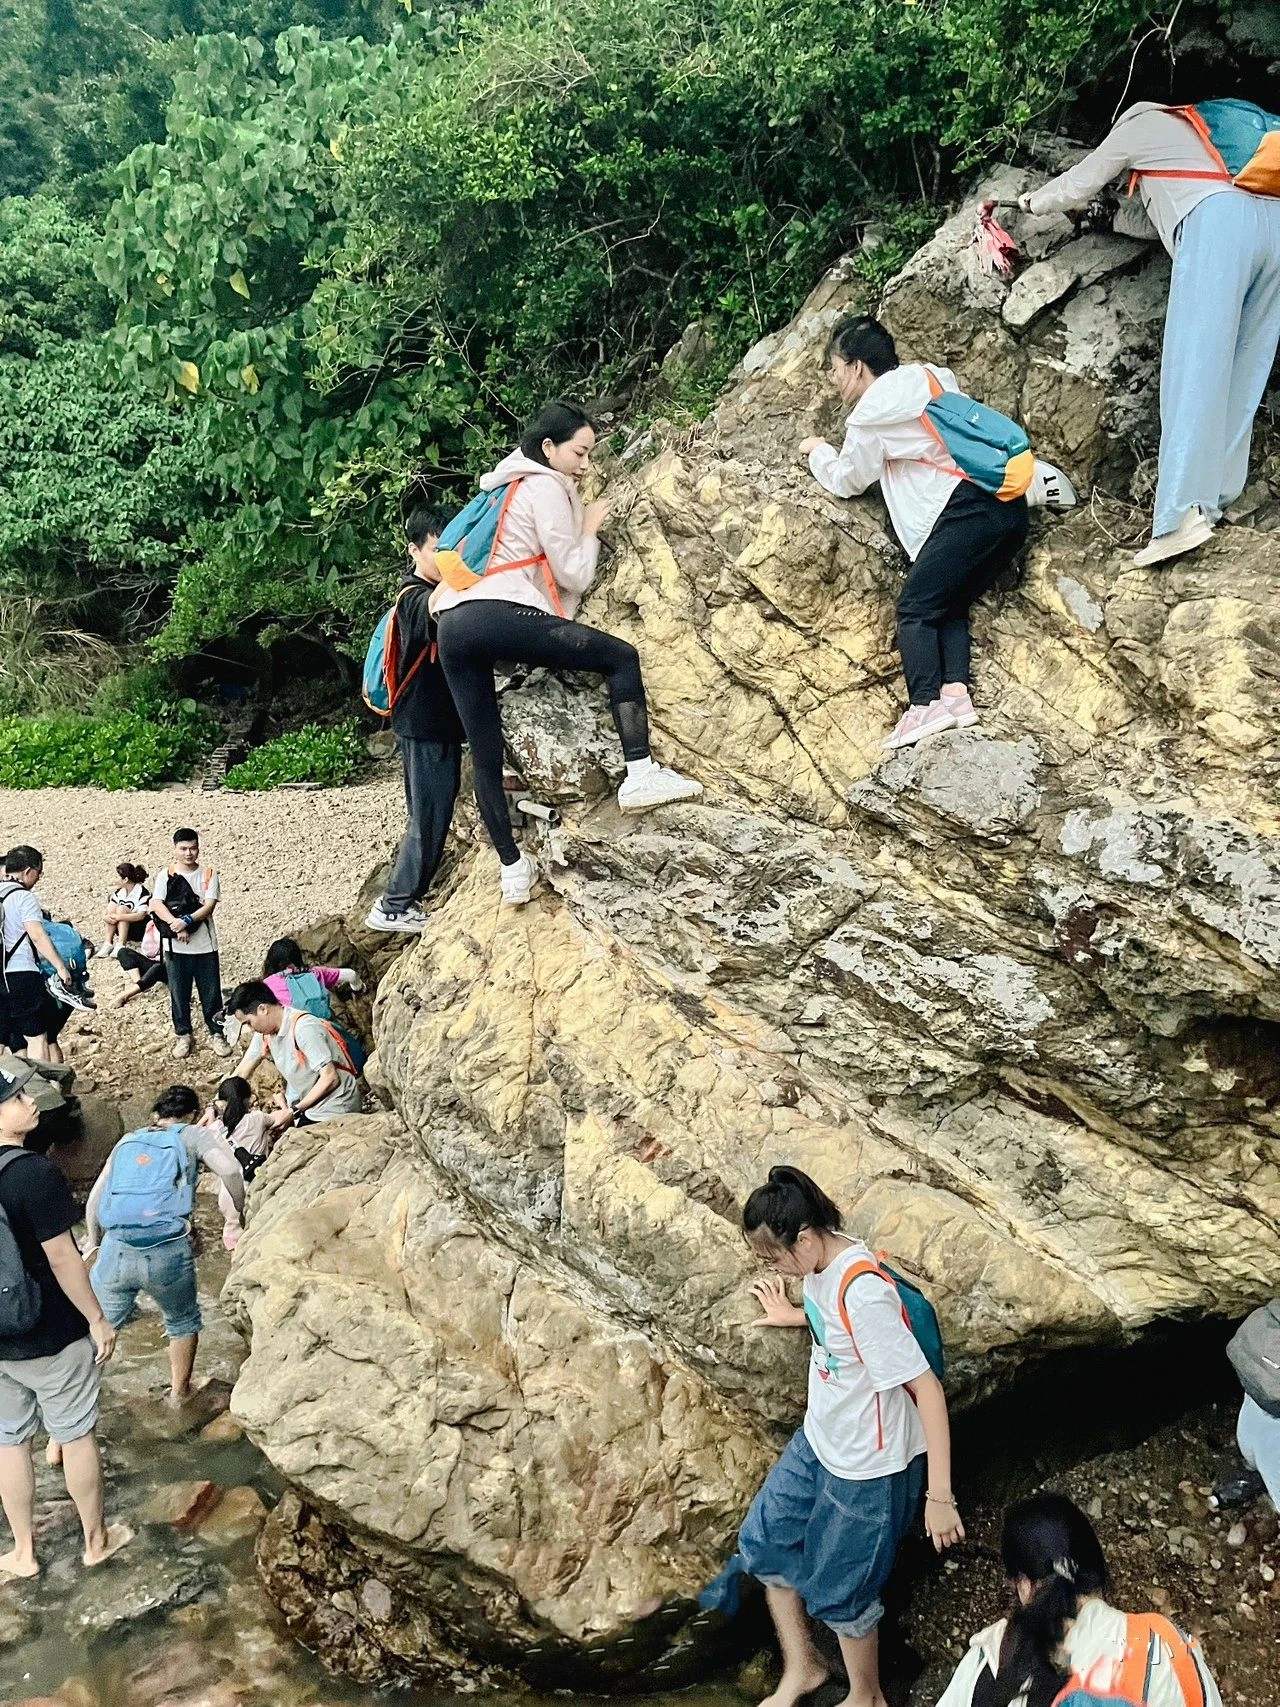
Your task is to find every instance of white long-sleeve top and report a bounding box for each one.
[429,450,599,620]
[808,363,962,561]
[935,1599,1223,1707]
[1027,102,1240,255]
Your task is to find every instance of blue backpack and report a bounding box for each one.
[281,971,330,1020]
[1142,100,1280,198]
[38,920,89,988]
[97,1126,194,1242]
[362,584,432,719]
[922,371,1034,502]
[838,1251,946,1380]
[433,480,565,614]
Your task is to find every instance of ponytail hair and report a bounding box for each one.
[992,1493,1109,1707]
[742,1165,843,1248]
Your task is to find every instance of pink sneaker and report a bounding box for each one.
[881,700,957,752]
[941,689,980,728]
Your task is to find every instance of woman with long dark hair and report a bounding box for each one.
[200,1076,272,1252]
[935,1492,1221,1707]
[432,400,702,905]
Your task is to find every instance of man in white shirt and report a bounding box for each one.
[0,847,74,1065]
[227,980,364,1129]
[150,829,230,1064]
[1023,101,1280,567]
[800,316,1037,753]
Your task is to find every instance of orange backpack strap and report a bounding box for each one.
[1122,1613,1208,1707]
[289,1010,356,1078]
[836,1255,909,1352]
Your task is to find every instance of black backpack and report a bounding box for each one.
[155,871,202,940]
[0,1149,42,1336]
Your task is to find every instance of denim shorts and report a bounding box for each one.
[705,1429,925,1638]
[92,1232,202,1340]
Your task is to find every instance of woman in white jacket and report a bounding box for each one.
[433,401,701,903]
[935,1493,1221,1707]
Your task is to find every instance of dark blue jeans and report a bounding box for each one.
[384,738,462,911]
[166,949,221,1038]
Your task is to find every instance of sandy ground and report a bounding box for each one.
[0,768,406,1101]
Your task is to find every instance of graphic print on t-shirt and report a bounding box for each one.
[804,1295,839,1382]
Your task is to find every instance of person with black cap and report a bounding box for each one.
[0,1064,131,1577]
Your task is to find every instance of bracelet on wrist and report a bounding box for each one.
[926,1492,958,1506]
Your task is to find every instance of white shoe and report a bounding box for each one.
[173,1035,193,1060]
[46,975,95,1013]
[210,1034,231,1059]
[1132,506,1214,568]
[1026,458,1077,509]
[365,899,427,934]
[940,689,980,729]
[95,941,115,961]
[500,854,535,905]
[881,700,957,752]
[616,764,704,814]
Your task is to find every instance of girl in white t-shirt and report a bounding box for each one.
[936,1492,1221,1707]
[99,862,151,958]
[704,1166,962,1707]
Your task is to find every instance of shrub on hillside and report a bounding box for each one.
[0,705,212,789]
[224,720,364,790]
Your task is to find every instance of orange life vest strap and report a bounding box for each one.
[288,1009,357,1078]
[1129,105,1233,195]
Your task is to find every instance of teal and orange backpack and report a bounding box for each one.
[432,480,564,614]
[362,583,432,719]
[1051,1612,1210,1707]
[837,1250,946,1379]
[1135,99,1280,199]
[921,372,1035,502]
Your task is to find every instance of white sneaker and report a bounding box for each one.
[95,941,114,961]
[1132,506,1214,568]
[210,1034,231,1059]
[881,700,957,752]
[173,1035,193,1060]
[365,899,428,934]
[500,854,536,906]
[46,975,95,1014]
[940,689,980,729]
[616,764,704,814]
[1026,458,1078,509]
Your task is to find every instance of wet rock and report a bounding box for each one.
[66,1545,220,1634]
[141,1479,223,1532]
[199,1411,244,1444]
[0,1596,37,1646]
[197,1485,268,1546]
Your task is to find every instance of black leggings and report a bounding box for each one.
[896,484,1029,704]
[437,600,650,863]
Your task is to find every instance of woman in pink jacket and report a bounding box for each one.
[433,401,701,904]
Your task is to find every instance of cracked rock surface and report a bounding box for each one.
[227,181,1280,1688]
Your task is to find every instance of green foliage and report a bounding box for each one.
[89,659,176,717]
[224,718,364,788]
[0,703,212,788]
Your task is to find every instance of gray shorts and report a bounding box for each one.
[0,1337,100,1447]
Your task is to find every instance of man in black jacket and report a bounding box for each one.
[365,505,466,934]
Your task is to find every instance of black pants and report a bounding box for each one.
[437,601,650,864]
[384,739,463,910]
[896,485,1029,704]
[0,970,67,1049]
[118,947,166,993]
[166,949,222,1037]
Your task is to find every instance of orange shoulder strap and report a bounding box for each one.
[1122,1613,1208,1707]
[836,1256,893,1351]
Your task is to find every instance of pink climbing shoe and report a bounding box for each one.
[881,700,957,752]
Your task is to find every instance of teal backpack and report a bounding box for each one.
[282,970,330,1020]
[922,371,1034,502]
[362,584,431,719]
[97,1126,194,1242]
[838,1251,946,1380]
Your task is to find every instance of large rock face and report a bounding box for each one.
[227,179,1280,1687]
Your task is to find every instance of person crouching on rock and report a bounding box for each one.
[431,400,702,907]
[934,1492,1223,1707]
[1020,101,1280,570]
[701,1165,962,1707]
[800,316,1072,754]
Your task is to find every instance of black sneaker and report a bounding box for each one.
[46,976,96,1014]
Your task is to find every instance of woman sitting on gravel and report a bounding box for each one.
[934,1492,1222,1707]
[431,400,702,906]
[98,862,150,959]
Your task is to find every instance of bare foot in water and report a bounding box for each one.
[758,1662,833,1707]
[0,1547,39,1579]
[46,1438,63,1469]
[83,1522,133,1567]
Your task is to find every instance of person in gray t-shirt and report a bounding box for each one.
[228,980,364,1130]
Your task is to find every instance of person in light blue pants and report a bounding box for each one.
[1156,191,1280,544]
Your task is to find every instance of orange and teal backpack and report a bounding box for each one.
[1051,1612,1210,1707]
[921,373,1035,503]
[1135,99,1280,199]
